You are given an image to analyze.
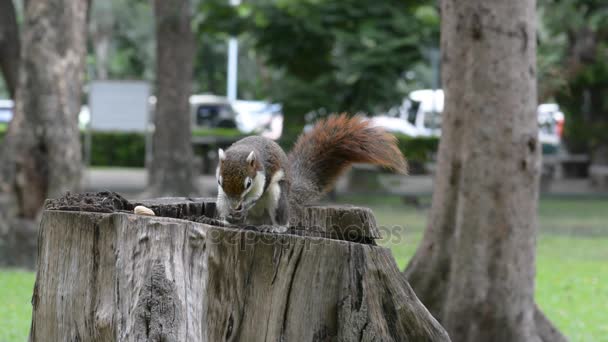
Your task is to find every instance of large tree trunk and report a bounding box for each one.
[148,0,197,196]
[404,1,567,341]
[0,0,88,219]
[0,0,20,99]
[30,195,450,341]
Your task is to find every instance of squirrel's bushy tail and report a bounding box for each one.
[288,114,407,208]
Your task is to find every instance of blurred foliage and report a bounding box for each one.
[0,127,242,167]
[0,77,7,98]
[87,0,269,99]
[395,134,438,166]
[87,129,241,167]
[88,0,155,81]
[1,0,606,162]
[539,0,608,160]
[88,131,146,167]
[193,33,227,95]
[196,0,439,139]
[194,32,272,99]
[192,127,242,137]
[0,123,5,145]
[58,0,441,144]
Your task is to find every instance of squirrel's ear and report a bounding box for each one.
[247,151,256,166]
[218,148,226,161]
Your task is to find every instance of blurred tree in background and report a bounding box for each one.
[88,0,155,81]
[1,0,89,218]
[3,0,608,162]
[86,0,270,99]
[197,0,439,141]
[148,0,198,196]
[0,0,20,99]
[539,0,608,163]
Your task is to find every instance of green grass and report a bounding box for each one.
[0,271,35,342]
[536,236,608,342]
[1,197,606,341]
[361,197,608,342]
[538,198,608,237]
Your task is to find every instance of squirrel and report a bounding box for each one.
[216,114,407,231]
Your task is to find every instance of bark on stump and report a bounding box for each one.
[30,194,449,342]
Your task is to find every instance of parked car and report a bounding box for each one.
[232,100,283,140]
[371,89,443,138]
[537,103,564,155]
[188,95,284,139]
[189,94,238,129]
[0,99,14,123]
[372,89,565,150]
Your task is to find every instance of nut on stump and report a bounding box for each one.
[134,205,155,216]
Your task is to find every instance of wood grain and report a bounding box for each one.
[30,200,449,341]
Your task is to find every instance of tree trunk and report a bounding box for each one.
[89,1,114,80]
[404,1,567,341]
[30,195,450,341]
[148,0,197,196]
[0,0,20,99]
[0,0,88,219]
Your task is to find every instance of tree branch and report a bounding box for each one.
[0,0,20,99]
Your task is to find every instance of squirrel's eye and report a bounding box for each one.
[246,178,252,189]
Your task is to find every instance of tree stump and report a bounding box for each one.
[30,192,450,341]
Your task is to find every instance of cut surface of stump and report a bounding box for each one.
[31,193,450,341]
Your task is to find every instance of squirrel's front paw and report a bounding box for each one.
[272,225,288,233]
[225,211,246,224]
[257,225,288,234]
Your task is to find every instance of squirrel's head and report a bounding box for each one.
[217,148,263,210]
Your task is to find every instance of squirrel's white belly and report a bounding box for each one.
[248,181,281,220]
[247,170,284,224]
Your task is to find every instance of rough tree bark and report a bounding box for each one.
[148,0,198,196]
[0,0,88,219]
[30,196,450,341]
[0,0,20,99]
[404,1,567,341]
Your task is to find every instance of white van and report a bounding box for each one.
[370,89,442,138]
[372,89,564,150]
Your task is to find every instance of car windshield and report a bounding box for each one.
[197,105,232,118]
[406,100,420,125]
[195,104,237,128]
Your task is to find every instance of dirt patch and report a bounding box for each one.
[44,192,215,219]
[44,191,133,213]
